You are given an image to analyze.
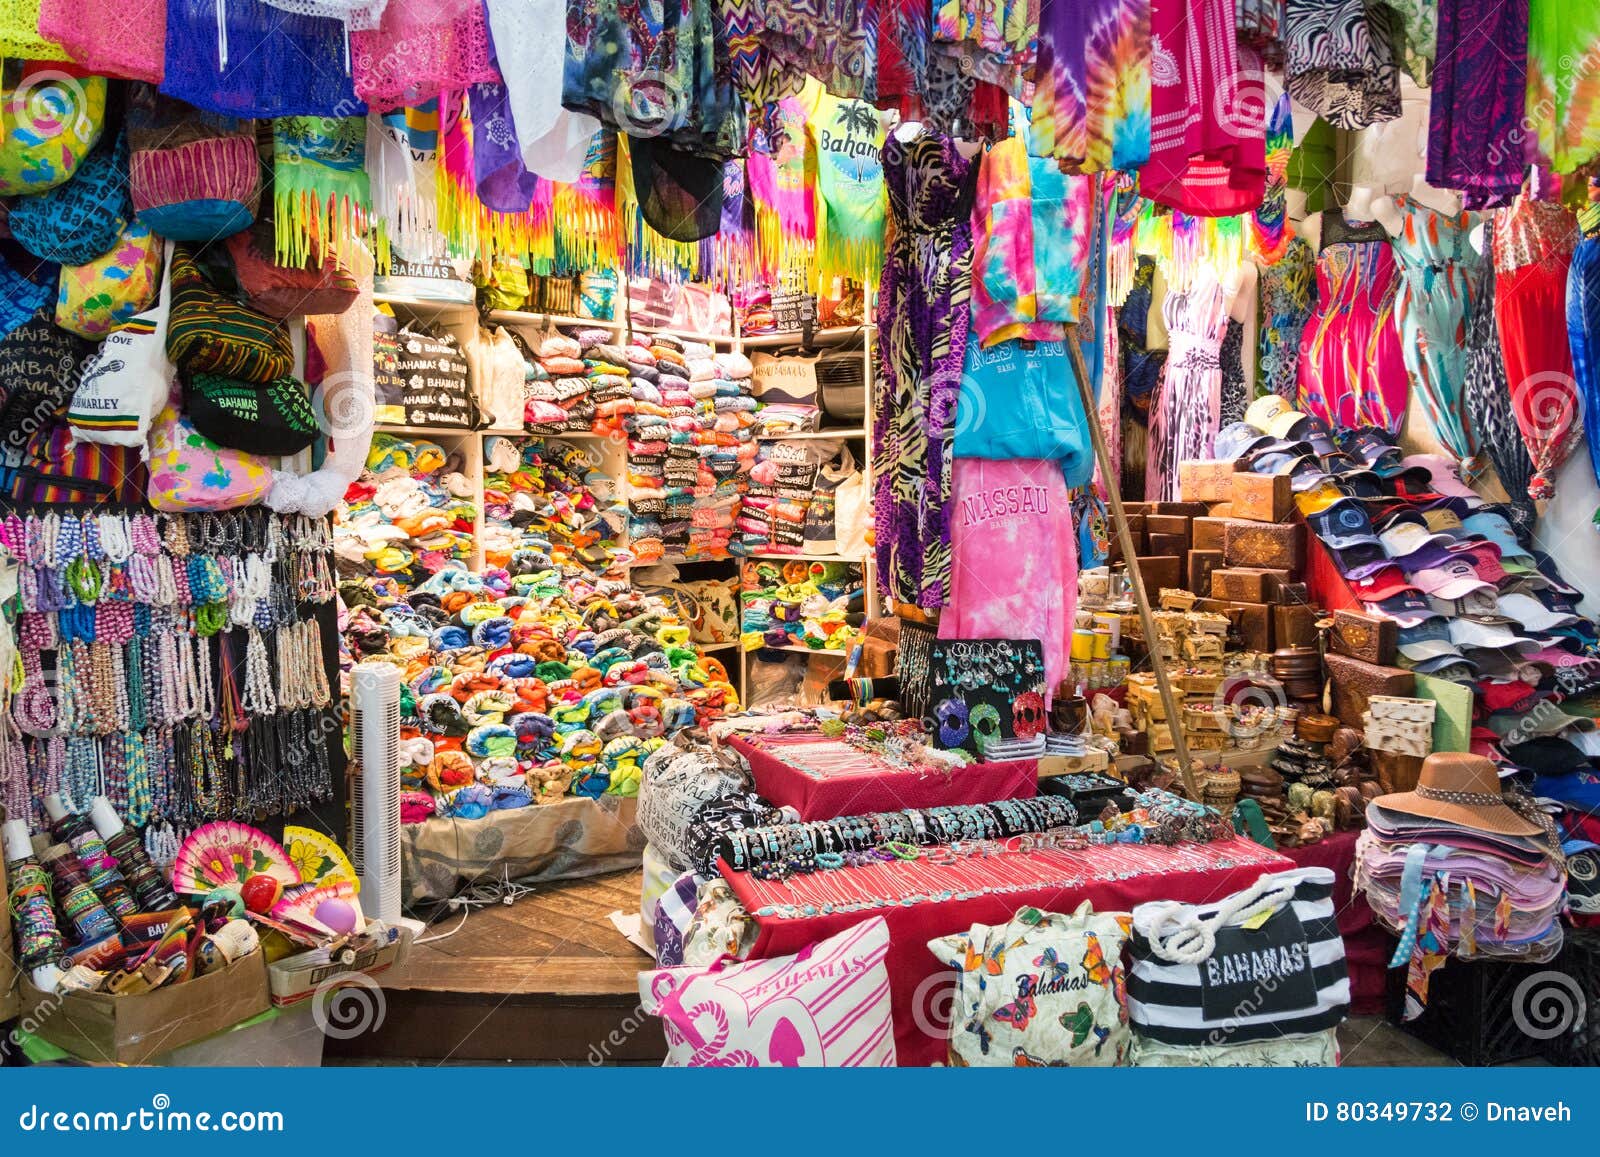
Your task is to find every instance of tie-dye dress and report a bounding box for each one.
[1527,0,1600,173]
[873,131,978,611]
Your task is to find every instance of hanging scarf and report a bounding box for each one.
[550,132,621,276]
[469,77,538,215]
[366,102,443,270]
[747,96,816,287]
[273,116,371,266]
[437,91,547,264]
[1249,92,1294,265]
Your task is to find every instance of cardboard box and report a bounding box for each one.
[268,924,410,1007]
[1229,472,1294,522]
[1179,460,1241,503]
[0,851,16,1023]
[1192,517,1229,552]
[1224,520,1305,571]
[1330,609,1398,665]
[1274,603,1319,649]
[1326,652,1415,730]
[21,953,271,1065]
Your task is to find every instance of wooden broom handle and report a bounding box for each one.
[1061,328,1200,800]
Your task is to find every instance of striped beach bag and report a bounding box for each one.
[1127,868,1350,1049]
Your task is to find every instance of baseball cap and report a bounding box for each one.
[1503,735,1591,775]
[1379,518,1457,561]
[1338,427,1403,466]
[1477,679,1542,713]
[1530,551,1582,596]
[1408,657,1478,682]
[1400,455,1480,498]
[1214,421,1274,460]
[1498,591,1580,633]
[1308,499,1380,549]
[1244,394,1292,432]
[1482,705,1596,739]
[1448,617,1540,652]
[1413,556,1500,600]
[1460,511,1533,560]
[1397,618,1463,662]
[1369,589,1441,627]
[1348,565,1421,603]
[1429,588,1501,618]
[1333,541,1394,579]
[1422,507,1467,534]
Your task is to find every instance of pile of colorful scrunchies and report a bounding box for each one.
[341,561,740,821]
[481,435,627,573]
[739,559,865,654]
[336,434,476,590]
[625,334,757,564]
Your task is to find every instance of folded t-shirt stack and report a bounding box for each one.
[1355,753,1566,1020]
[739,441,818,555]
[337,434,476,590]
[626,334,757,562]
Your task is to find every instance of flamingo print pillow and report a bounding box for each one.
[639,916,895,1067]
[929,903,1133,1067]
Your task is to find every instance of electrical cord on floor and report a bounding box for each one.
[414,869,538,944]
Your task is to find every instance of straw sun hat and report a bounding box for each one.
[1372,752,1541,838]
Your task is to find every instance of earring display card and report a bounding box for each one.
[928,638,1047,756]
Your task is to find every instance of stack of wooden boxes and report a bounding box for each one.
[1105,461,1321,656]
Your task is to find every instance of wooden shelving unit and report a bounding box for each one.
[368,282,877,700]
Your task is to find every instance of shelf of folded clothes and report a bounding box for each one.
[480,434,627,576]
[624,334,757,565]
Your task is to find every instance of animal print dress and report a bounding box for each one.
[873,129,978,610]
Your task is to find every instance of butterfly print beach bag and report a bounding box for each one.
[929,902,1133,1067]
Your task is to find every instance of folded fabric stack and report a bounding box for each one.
[341,563,741,820]
[751,404,821,437]
[626,334,757,562]
[336,434,476,591]
[523,328,592,434]
[1355,753,1566,1019]
[480,435,626,572]
[738,441,818,554]
[738,558,863,653]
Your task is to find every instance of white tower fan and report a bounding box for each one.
[349,661,403,922]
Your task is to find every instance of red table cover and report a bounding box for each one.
[1278,828,1390,1015]
[729,732,1038,822]
[722,836,1293,1066]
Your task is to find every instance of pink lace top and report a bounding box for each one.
[39,0,167,81]
[351,0,499,112]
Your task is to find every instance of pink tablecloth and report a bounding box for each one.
[729,733,1038,822]
[722,836,1293,1066]
[1279,828,1390,1015]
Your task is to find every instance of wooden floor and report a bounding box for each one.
[325,869,667,1065]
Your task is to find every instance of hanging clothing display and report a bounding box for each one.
[873,130,978,611]
[1219,318,1247,427]
[1569,217,1600,490]
[1143,0,1264,217]
[39,0,167,81]
[1257,235,1316,401]
[1494,195,1583,501]
[1284,0,1402,131]
[940,458,1078,703]
[1384,0,1437,85]
[1030,0,1151,173]
[1528,0,1600,174]
[483,0,602,183]
[762,0,878,102]
[804,80,887,287]
[1297,218,1407,432]
[1147,271,1228,500]
[1427,0,1528,209]
[1464,220,1538,533]
[875,0,929,117]
[1389,199,1484,465]
[161,0,364,117]
[1249,93,1295,264]
[970,131,1095,346]
[351,0,498,113]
